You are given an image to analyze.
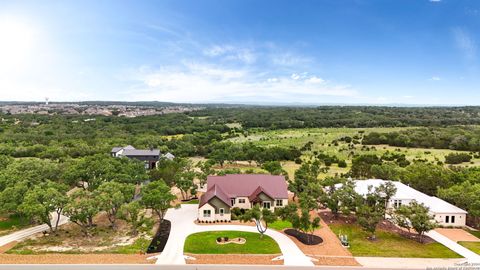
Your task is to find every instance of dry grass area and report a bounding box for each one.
[0,254,154,264]
[185,253,282,265]
[7,212,155,255]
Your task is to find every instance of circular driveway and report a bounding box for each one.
[154,204,314,266]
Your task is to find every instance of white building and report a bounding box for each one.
[353,179,467,227]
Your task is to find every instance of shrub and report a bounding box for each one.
[338,160,347,168]
[445,153,472,164]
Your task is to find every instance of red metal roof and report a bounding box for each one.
[208,174,288,198]
[199,174,288,208]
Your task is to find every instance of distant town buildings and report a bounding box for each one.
[0,103,204,117]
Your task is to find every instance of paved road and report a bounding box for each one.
[0,214,69,247]
[154,204,314,266]
[426,230,480,263]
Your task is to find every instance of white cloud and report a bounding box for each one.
[429,0,441,2]
[126,63,357,103]
[203,45,256,64]
[271,53,312,66]
[452,27,477,60]
[305,76,325,84]
[430,76,441,81]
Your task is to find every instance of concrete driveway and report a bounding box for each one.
[426,230,480,263]
[154,204,314,266]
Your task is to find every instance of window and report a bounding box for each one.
[451,216,455,223]
[446,216,450,223]
[203,210,211,218]
[393,200,402,208]
[219,208,224,216]
[238,198,246,204]
[263,201,271,209]
[231,199,235,205]
[276,199,283,207]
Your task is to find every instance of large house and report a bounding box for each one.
[111,145,160,169]
[352,179,467,227]
[198,174,289,222]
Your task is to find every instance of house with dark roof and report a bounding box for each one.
[111,145,160,169]
[198,174,289,222]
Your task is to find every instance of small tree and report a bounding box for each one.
[141,180,175,227]
[239,205,277,238]
[406,201,437,243]
[298,208,321,244]
[375,181,397,218]
[174,170,197,200]
[356,186,385,240]
[117,201,152,236]
[320,177,360,218]
[277,202,321,244]
[391,205,413,233]
[196,160,215,188]
[63,190,99,236]
[94,182,135,229]
[288,159,325,200]
[19,182,68,233]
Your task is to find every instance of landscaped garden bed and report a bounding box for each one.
[146,219,171,253]
[284,229,323,245]
[184,231,281,254]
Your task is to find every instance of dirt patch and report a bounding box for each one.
[0,254,154,264]
[311,255,360,266]
[0,241,17,253]
[185,253,282,265]
[9,212,153,254]
[435,228,480,242]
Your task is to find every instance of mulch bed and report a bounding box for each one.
[284,229,323,245]
[147,219,171,253]
[320,210,436,244]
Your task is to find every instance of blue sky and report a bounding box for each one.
[0,0,479,104]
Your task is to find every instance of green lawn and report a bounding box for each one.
[459,242,480,255]
[269,220,293,231]
[182,199,199,204]
[467,230,480,239]
[329,224,461,258]
[184,231,281,254]
[0,214,30,235]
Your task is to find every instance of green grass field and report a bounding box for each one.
[459,242,480,255]
[467,230,480,239]
[184,231,281,254]
[225,127,480,178]
[269,220,293,231]
[0,214,30,235]
[329,224,461,258]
